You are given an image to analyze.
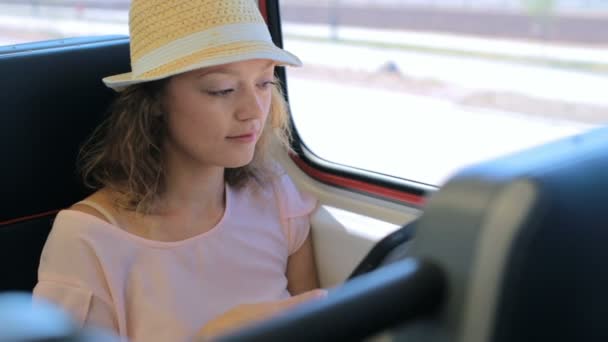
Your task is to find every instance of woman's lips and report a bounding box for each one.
[226,132,256,143]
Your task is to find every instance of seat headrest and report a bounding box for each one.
[0,36,130,224]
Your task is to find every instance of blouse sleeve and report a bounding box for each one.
[273,172,318,255]
[32,213,117,332]
[33,280,117,332]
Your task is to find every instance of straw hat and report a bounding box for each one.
[103,0,302,91]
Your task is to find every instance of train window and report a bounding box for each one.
[0,1,129,46]
[282,1,608,187]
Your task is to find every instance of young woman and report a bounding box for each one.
[33,1,324,341]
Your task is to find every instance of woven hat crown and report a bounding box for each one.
[129,0,264,64]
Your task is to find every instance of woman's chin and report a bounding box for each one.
[223,154,255,169]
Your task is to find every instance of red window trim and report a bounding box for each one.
[291,155,426,206]
[0,210,59,227]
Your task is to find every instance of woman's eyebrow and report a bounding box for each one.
[196,69,233,79]
[260,60,275,71]
[197,61,275,79]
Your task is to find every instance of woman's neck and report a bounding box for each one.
[156,160,226,218]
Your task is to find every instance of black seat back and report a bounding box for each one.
[0,36,130,292]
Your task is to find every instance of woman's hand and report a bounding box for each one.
[196,289,327,341]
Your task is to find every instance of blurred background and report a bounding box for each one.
[2,0,607,186]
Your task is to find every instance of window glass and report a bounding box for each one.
[282,0,608,186]
[0,1,129,46]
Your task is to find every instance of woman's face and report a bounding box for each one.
[162,59,275,169]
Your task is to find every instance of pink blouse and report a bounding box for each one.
[33,173,316,342]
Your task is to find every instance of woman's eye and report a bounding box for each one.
[207,89,234,97]
[259,81,278,89]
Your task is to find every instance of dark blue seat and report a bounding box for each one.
[0,36,130,292]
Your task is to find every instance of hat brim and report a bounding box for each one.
[103,42,302,91]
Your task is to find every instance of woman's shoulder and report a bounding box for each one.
[68,188,118,225]
[234,163,316,218]
[50,189,124,245]
[38,196,127,298]
[265,163,318,218]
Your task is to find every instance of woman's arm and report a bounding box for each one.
[286,234,320,295]
[196,289,326,340]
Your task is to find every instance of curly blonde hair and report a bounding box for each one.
[79,78,292,213]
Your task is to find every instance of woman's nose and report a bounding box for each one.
[235,87,268,121]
